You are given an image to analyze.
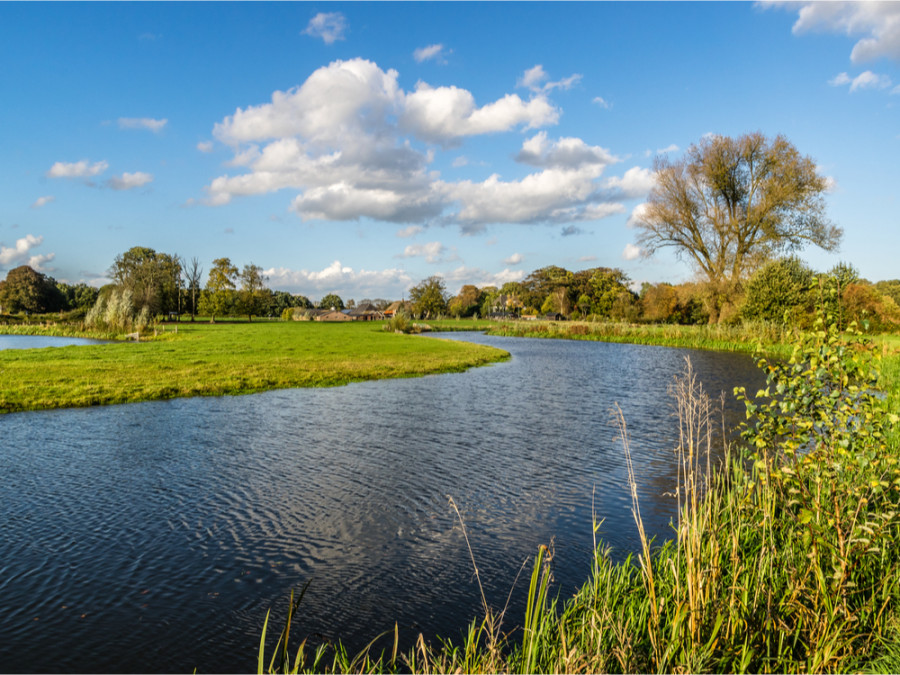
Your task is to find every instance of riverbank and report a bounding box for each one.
[254,317,900,674]
[0,321,508,414]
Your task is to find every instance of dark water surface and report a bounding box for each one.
[0,333,764,673]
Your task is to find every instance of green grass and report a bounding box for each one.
[0,321,508,414]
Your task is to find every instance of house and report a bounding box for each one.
[383,300,411,318]
[346,303,384,321]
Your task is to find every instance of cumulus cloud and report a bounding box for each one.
[516,131,618,169]
[264,260,412,296]
[0,234,53,270]
[107,172,154,191]
[504,252,523,265]
[47,159,108,178]
[603,167,656,200]
[771,1,900,63]
[118,117,167,132]
[302,12,347,44]
[396,241,457,263]
[627,202,652,228]
[414,44,449,64]
[31,195,55,209]
[829,69,893,91]
[622,243,642,261]
[197,140,214,153]
[657,144,679,154]
[202,57,648,231]
[401,83,558,144]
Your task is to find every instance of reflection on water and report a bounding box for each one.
[0,333,764,673]
[0,335,111,350]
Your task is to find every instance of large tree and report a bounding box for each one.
[634,132,841,321]
[237,263,270,321]
[202,257,238,322]
[0,265,64,314]
[108,246,182,316]
[408,275,448,319]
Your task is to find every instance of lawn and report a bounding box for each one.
[0,321,508,414]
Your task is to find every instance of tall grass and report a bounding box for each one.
[253,314,900,674]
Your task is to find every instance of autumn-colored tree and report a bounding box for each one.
[634,132,841,321]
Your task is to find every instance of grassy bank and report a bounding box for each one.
[255,317,900,674]
[485,319,797,358]
[0,321,508,414]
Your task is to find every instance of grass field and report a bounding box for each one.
[0,321,508,414]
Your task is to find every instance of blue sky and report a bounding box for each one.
[1,1,898,302]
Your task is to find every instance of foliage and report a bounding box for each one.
[0,265,64,314]
[185,256,204,320]
[634,132,841,321]
[83,287,155,334]
[409,275,448,319]
[203,257,238,321]
[237,263,270,321]
[318,293,344,311]
[108,246,182,315]
[741,256,816,325]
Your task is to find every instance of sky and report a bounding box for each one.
[1,1,899,303]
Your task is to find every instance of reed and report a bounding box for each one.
[252,314,900,674]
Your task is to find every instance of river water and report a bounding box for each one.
[0,332,764,672]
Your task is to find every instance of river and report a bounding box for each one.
[0,332,764,672]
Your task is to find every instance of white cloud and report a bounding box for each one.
[263,260,412,296]
[443,265,525,288]
[452,156,468,168]
[401,82,558,144]
[518,65,582,93]
[603,167,656,200]
[626,202,651,228]
[396,225,424,238]
[414,44,449,64]
[657,144,679,154]
[397,241,457,263]
[107,172,154,191]
[592,96,611,109]
[118,117,167,132]
[504,252,524,265]
[47,159,108,178]
[0,234,51,269]
[829,72,853,86]
[302,12,347,45]
[203,57,640,232]
[516,131,618,169]
[774,1,900,63]
[31,195,55,209]
[829,69,893,91]
[622,243,642,261]
[197,140,214,153]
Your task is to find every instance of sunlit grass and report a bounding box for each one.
[0,321,508,414]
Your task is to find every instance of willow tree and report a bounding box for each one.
[634,132,841,321]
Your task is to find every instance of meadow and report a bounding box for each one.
[0,321,507,414]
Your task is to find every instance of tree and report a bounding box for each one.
[56,281,99,313]
[237,263,269,321]
[741,256,816,325]
[108,246,182,316]
[186,257,203,321]
[408,275,448,319]
[202,257,238,322]
[0,265,64,314]
[318,293,344,310]
[634,132,841,322]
